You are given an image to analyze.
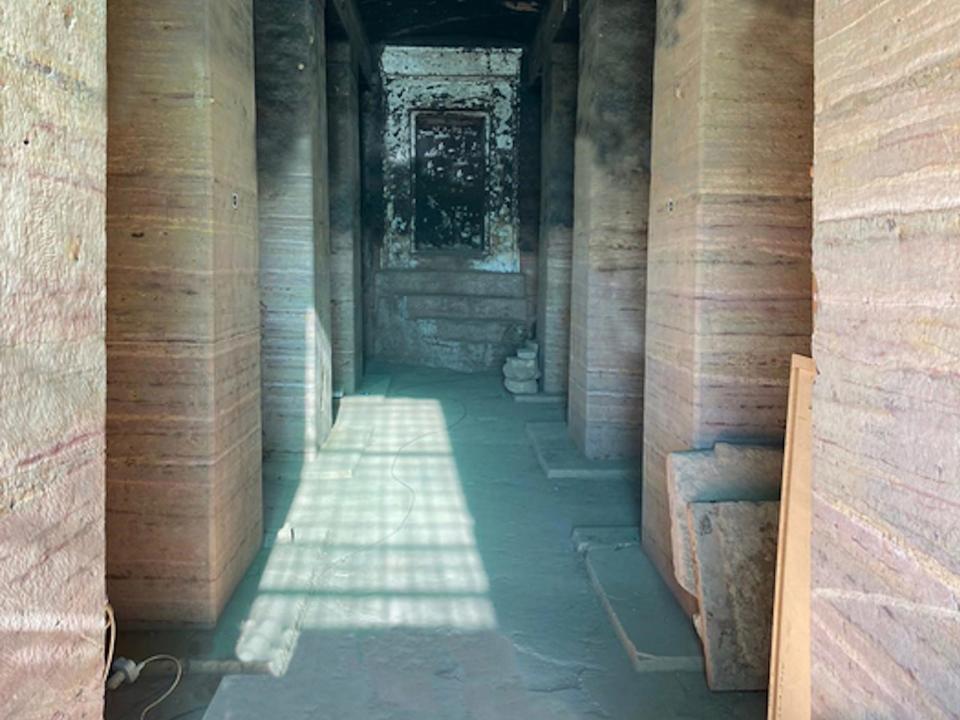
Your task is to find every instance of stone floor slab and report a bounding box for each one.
[527,422,638,480]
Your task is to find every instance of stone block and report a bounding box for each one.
[503,356,539,381]
[505,379,539,395]
[688,501,779,691]
[667,443,782,595]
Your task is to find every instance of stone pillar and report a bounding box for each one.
[256,0,333,456]
[106,0,262,624]
[0,2,106,713]
[536,44,577,395]
[328,42,363,396]
[812,2,960,714]
[568,0,655,459]
[643,0,813,605]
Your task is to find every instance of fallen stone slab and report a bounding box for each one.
[572,527,704,674]
[688,500,779,691]
[667,443,782,595]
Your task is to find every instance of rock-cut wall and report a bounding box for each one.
[643,0,813,606]
[0,1,107,715]
[812,1,960,714]
[106,0,262,625]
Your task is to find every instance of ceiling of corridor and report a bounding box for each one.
[357,0,546,44]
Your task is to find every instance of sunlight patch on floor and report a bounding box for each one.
[234,395,497,672]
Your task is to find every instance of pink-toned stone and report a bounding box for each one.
[106,0,262,625]
[0,1,107,715]
[643,0,812,609]
[567,0,655,460]
[811,1,960,715]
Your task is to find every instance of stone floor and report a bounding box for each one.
[106,364,765,720]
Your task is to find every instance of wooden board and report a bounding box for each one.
[767,355,815,720]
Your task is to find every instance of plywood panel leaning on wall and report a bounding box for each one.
[768,355,814,720]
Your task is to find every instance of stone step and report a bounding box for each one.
[405,294,529,321]
[429,317,528,345]
[376,269,527,298]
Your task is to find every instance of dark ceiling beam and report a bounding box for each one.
[329,0,375,83]
[522,0,572,85]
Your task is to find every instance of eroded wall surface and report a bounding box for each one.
[107,0,262,624]
[812,2,960,714]
[568,0,655,459]
[370,46,533,371]
[0,1,107,714]
[642,0,813,604]
[256,0,333,455]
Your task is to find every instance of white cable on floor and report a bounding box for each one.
[137,654,183,720]
[376,377,470,551]
[103,604,116,684]
[303,377,470,577]
[257,372,475,669]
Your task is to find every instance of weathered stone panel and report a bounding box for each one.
[0,1,107,714]
[812,1,960,715]
[643,0,813,604]
[107,0,261,624]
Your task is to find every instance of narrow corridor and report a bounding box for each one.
[109,366,764,719]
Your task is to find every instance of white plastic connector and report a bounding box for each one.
[107,656,140,690]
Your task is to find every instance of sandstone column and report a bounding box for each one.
[106,0,262,624]
[642,0,813,605]
[536,44,577,395]
[1,2,107,713]
[256,0,333,456]
[812,1,960,714]
[568,0,655,459]
[328,42,364,396]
